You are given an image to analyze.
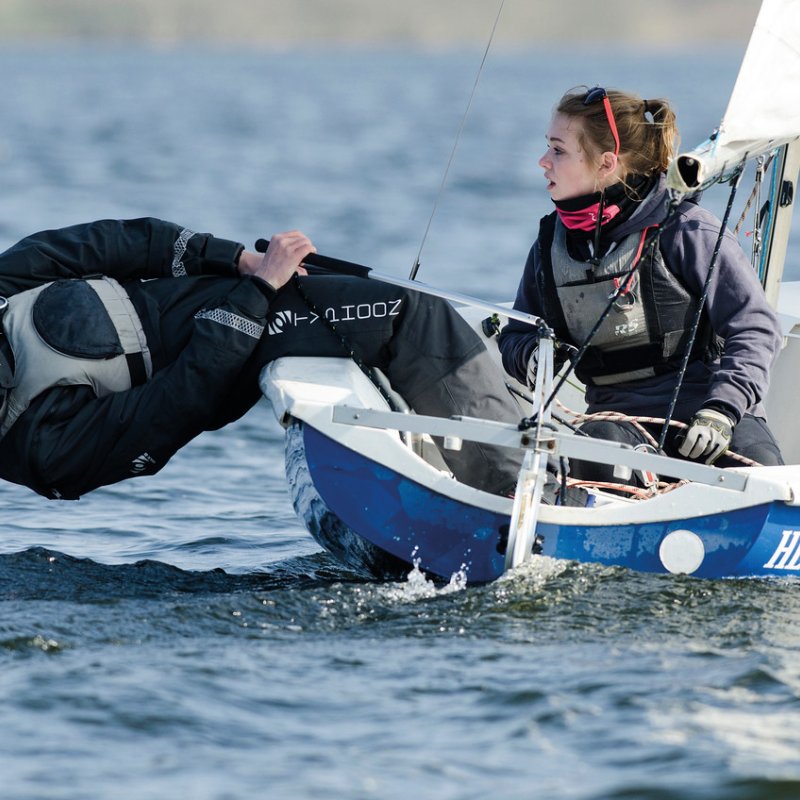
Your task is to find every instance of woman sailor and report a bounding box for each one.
[498,86,784,484]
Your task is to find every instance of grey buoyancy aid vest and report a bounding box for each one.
[0,277,152,437]
[539,214,719,386]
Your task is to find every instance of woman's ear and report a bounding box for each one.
[597,151,620,179]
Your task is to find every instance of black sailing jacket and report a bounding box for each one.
[0,217,276,498]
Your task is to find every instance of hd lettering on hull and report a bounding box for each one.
[267,299,403,336]
[764,529,800,570]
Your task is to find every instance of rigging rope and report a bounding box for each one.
[518,224,661,431]
[657,164,745,451]
[512,375,760,468]
[554,400,760,467]
[733,153,772,275]
[409,0,506,280]
[733,154,770,238]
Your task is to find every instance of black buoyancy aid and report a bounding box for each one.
[537,213,720,386]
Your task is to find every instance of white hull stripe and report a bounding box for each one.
[195,308,265,339]
[171,228,195,277]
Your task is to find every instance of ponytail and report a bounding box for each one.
[556,87,679,192]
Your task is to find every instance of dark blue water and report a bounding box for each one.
[2,44,800,800]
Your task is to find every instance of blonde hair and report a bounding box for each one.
[556,86,679,189]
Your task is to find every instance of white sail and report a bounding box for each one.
[667,0,800,194]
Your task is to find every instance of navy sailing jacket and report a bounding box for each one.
[498,177,783,424]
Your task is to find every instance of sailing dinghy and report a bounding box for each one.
[260,0,800,583]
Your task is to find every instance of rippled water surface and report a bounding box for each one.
[2,44,800,800]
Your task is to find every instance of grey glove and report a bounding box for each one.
[525,340,577,388]
[525,348,540,388]
[678,408,734,464]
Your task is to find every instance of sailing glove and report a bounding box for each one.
[525,348,540,388]
[525,341,577,388]
[678,408,734,464]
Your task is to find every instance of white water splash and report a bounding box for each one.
[496,554,571,589]
[379,552,468,604]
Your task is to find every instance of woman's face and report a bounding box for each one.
[538,113,600,201]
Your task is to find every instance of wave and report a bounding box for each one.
[0,546,365,602]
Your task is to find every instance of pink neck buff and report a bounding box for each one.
[556,199,621,232]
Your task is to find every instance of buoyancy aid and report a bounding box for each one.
[0,276,152,437]
[538,213,720,386]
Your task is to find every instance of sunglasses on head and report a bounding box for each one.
[583,86,620,156]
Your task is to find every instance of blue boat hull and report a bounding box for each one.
[289,422,800,583]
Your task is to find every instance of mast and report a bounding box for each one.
[760,140,800,308]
